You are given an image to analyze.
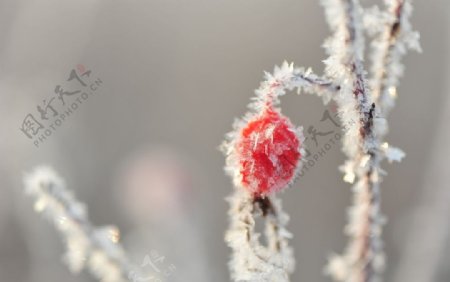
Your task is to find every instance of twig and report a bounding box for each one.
[321,0,385,281]
[369,0,421,117]
[225,189,294,282]
[24,166,150,282]
[322,0,419,281]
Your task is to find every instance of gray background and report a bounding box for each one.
[0,0,449,281]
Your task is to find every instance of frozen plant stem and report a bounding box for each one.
[369,0,422,117]
[322,0,420,282]
[322,0,384,281]
[24,166,149,282]
[225,189,295,282]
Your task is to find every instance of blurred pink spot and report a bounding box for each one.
[330,102,338,113]
[77,64,86,74]
[116,147,195,224]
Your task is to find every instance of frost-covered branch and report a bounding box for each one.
[368,0,421,117]
[320,0,419,281]
[225,189,294,282]
[321,0,386,281]
[252,62,339,108]
[24,166,148,282]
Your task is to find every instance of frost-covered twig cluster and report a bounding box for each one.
[322,1,420,281]
[24,166,149,282]
[222,1,419,281]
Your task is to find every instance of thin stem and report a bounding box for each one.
[322,0,384,281]
[371,0,404,107]
[225,189,294,282]
[24,166,151,282]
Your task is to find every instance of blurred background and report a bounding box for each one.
[0,0,449,281]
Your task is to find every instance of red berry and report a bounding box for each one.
[235,107,301,196]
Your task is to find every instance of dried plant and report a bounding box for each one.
[221,1,420,281]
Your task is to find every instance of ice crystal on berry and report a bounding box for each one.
[235,107,301,196]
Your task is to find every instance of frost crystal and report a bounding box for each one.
[381,143,405,163]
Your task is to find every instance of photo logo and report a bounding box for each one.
[19,64,103,148]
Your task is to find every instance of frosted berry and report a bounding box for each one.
[235,107,301,196]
